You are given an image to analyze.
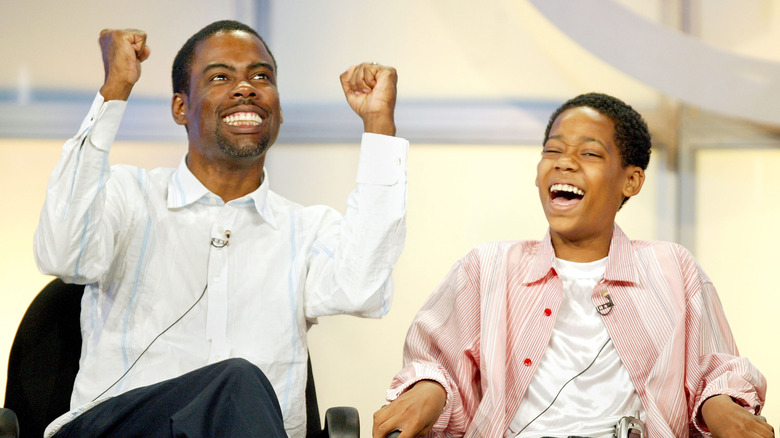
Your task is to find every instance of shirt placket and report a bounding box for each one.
[206,202,235,363]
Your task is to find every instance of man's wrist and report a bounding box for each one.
[363,116,396,136]
[99,81,133,101]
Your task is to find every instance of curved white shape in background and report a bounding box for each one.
[527,0,780,126]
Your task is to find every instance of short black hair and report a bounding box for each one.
[543,92,651,170]
[172,20,277,95]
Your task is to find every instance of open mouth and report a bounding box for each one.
[550,183,584,205]
[222,112,263,127]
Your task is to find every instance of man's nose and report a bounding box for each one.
[232,80,258,97]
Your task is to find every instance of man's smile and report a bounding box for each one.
[222,112,263,127]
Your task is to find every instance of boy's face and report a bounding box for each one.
[536,106,644,250]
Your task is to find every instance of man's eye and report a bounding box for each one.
[210,74,228,81]
[252,73,268,80]
[583,152,602,158]
[542,148,561,154]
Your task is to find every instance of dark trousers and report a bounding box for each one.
[54,358,286,438]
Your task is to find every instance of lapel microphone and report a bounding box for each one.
[211,230,231,248]
[596,289,614,315]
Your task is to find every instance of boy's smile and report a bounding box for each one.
[536,106,644,261]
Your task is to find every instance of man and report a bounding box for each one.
[34,20,408,437]
[372,93,771,437]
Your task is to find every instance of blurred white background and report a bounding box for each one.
[1,0,778,435]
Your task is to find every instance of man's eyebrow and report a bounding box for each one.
[249,61,275,73]
[202,62,276,75]
[202,63,235,75]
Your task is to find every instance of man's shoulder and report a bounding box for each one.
[107,164,176,190]
[260,190,347,235]
[266,189,340,215]
[110,163,175,177]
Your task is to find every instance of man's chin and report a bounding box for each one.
[217,142,270,159]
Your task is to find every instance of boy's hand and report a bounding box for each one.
[702,394,774,437]
[373,380,446,438]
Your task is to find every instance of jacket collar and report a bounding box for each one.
[522,223,637,284]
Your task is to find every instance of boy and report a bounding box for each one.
[373,93,770,437]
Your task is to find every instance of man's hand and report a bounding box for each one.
[98,28,150,101]
[340,62,397,136]
[701,394,774,437]
[373,380,447,438]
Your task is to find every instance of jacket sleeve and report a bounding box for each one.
[386,249,484,436]
[680,246,767,434]
[33,93,128,284]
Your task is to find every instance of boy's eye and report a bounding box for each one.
[210,74,228,82]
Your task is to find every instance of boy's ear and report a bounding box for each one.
[172,93,188,126]
[622,166,645,199]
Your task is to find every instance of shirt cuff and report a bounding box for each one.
[84,92,128,152]
[356,133,409,185]
[386,362,453,428]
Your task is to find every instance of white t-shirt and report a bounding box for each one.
[505,257,644,438]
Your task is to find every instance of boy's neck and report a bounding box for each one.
[550,230,612,263]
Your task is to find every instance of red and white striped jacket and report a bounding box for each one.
[388,225,766,437]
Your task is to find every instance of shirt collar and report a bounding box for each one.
[521,223,637,285]
[602,224,637,284]
[167,155,278,229]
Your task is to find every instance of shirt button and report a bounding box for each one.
[524,358,532,366]
[544,308,552,316]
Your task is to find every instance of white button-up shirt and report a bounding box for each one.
[35,93,409,437]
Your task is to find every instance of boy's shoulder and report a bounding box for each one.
[471,239,542,255]
[629,238,694,259]
[463,240,545,268]
[627,238,708,279]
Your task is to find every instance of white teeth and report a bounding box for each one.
[550,183,584,196]
[223,112,263,126]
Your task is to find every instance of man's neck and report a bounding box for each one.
[186,154,265,202]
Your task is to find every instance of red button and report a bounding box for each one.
[544,308,552,316]
[524,358,532,366]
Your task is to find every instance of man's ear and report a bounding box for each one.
[171,93,188,126]
[622,166,645,199]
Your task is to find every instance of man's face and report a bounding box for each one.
[535,106,643,246]
[173,30,282,163]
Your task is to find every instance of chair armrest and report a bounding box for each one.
[323,406,359,438]
[0,408,19,438]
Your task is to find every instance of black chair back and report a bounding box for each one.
[4,279,82,438]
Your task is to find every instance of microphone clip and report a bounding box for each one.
[596,290,614,315]
[211,230,231,249]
